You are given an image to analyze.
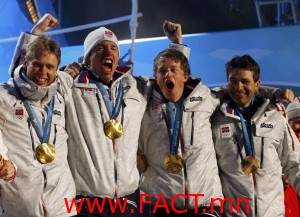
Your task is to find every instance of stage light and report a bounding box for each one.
[18,0,41,24]
[26,0,39,23]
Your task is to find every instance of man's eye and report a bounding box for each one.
[95,46,104,51]
[242,81,250,85]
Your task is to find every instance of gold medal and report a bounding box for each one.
[241,156,259,175]
[36,143,56,164]
[164,154,183,174]
[104,119,123,139]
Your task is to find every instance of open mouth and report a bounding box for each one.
[104,60,113,71]
[165,80,174,89]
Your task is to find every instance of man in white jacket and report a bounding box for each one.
[211,54,300,216]
[65,19,190,217]
[1,23,76,216]
[138,48,224,216]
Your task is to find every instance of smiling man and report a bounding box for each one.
[0,35,76,217]
[211,55,300,216]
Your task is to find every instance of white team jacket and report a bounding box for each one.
[212,98,300,216]
[0,67,76,217]
[139,77,224,209]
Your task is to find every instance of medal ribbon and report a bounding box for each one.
[235,108,253,156]
[166,100,184,155]
[24,97,55,144]
[96,80,124,120]
[13,79,55,144]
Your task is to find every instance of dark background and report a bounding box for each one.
[50,0,286,46]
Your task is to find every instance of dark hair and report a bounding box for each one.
[153,49,191,77]
[26,35,61,67]
[226,54,260,81]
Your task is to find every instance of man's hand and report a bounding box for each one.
[0,160,16,181]
[274,89,294,104]
[137,149,148,173]
[282,174,290,190]
[163,20,182,44]
[31,13,59,35]
[63,62,83,79]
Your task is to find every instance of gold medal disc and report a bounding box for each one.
[164,154,183,174]
[241,156,259,175]
[36,143,56,164]
[104,119,123,139]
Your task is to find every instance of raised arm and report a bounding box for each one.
[163,20,190,59]
[163,20,182,44]
[30,13,59,35]
[9,14,59,77]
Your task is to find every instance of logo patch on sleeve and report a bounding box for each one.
[220,124,232,138]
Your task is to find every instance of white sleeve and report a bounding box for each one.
[9,32,38,77]
[169,42,191,59]
[0,98,17,184]
[0,131,15,185]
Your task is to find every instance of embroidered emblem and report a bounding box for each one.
[84,88,95,95]
[14,107,24,120]
[152,102,160,110]
[260,123,273,128]
[151,102,161,114]
[104,30,114,38]
[220,124,232,138]
[53,110,62,116]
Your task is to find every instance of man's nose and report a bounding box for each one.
[164,69,173,77]
[235,81,243,90]
[39,65,47,74]
[104,48,113,55]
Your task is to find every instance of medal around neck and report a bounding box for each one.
[36,143,56,164]
[104,119,123,139]
[164,154,183,174]
[241,156,259,175]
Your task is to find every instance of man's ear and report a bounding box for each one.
[255,79,261,91]
[22,56,28,71]
[184,73,188,82]
[85,54,91,66]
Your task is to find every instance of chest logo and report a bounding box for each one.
[151,102,161,115]
[83,88,95,95]
[260,123,273,128]
[220,124,232,138]
[14,107,24,120]
[53,110,62,116]
[190,96,202,102]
